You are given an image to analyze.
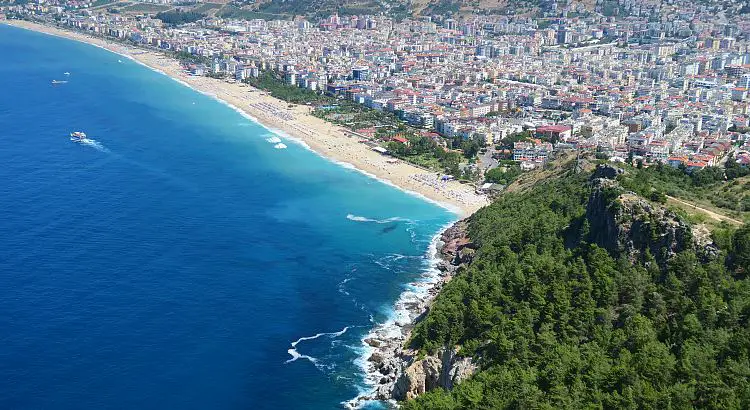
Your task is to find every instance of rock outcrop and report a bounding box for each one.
[586,165,693,268]
[392,347,477,401]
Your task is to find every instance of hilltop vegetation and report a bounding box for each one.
[618,159,750,220]
[221,0,593,20]
[404,165,750,409]
[230,0,404,19]
[155,10,205,25]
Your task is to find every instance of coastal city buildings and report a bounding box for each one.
[5,0,749,175]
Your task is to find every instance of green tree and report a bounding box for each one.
[404,169,750,409]
[731,225,750,273]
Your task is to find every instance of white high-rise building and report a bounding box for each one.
[739,74,750,89]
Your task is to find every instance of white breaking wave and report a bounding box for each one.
[265,136,282,144]
[346,214,410,224]
[285,349,318,365]
[273,143,287,149]
[285,326,350,365]
[348,221,456,408]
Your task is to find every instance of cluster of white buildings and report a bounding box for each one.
[6,0,750,170]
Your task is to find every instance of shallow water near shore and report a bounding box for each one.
[0,25,454,409]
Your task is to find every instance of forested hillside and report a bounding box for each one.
[404,165,750,409]
[227,0,593,20]
[232,0,410,20]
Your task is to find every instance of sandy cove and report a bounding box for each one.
[4,20,489,217]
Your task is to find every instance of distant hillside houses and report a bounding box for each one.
[17,0,747,171]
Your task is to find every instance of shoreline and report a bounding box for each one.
[2,19,488,218]
[346,220,468,408]
[2,19,477,408]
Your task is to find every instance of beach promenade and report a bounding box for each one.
[4,20,488,216]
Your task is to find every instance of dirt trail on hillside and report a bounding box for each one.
[666,195,744,226]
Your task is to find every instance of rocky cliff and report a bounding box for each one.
[384,221,479,402]
[391,347,477,401]
[586,165,696,268]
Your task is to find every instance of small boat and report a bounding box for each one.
[70,131,88,142]
[64,72,70,76]
[51,80,68,85]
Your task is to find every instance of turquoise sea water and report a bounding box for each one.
[0,25,454,409]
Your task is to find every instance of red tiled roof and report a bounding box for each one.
[536,125,572,133]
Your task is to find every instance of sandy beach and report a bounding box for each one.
[4,19,488,216]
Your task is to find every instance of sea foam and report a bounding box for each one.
[346,214,410,224]
[285,326,351,365]
[348,221,455,407]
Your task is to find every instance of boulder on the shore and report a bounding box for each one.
[368,352,385,364]
[364,338,382,348]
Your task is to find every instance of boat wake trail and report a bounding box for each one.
[79,138,109,153]
[72,137,195,190]
[285,326,351,365]
[346,214,411,224]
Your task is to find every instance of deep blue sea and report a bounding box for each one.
[0,25,454,409]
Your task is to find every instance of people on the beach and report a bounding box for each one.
[58,30,487,214]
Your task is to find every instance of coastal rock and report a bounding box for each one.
[446,355,477,389]
[455,246,476,265]
[368,352,385,364]
[379,364,394,376]
[364,338,382,348]
[591,163,624,180]
[439,220,475,268]
[439,347,477,390]
[358,218,477,405]
[392,355,442,400]
[392,347,477,401]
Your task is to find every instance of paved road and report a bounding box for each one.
[478,149,498,171]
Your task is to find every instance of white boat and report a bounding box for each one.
[51,80,68,85]
[70,131,88,142]
[64,72,70,76]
